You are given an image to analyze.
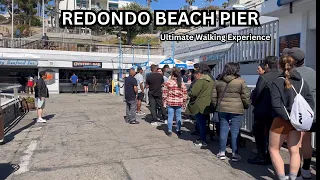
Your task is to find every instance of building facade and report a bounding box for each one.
[0,48,165,94]
[59,0,132,11]
[261,0,316,70]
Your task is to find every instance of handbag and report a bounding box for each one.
[212,81,231,123]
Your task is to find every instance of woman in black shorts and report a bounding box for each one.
[83,76,89,94]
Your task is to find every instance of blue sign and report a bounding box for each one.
[133,62,148,67]
[200,53,225,62]
[277,0,297,6]
[0,59,38,66]
[175,64,187,69]
[159,58,174,64]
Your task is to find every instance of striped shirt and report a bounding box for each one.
[163,77,188,108]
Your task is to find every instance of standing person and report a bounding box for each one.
[135,67,145,115]
[70,72,78,94]
[216,62,250,162]
[257,63,266,75]
[163,68,188,137]
[27,76,34,94]
[83,76,89,94]
[186,70,216,147]
[181,70,188,83]
[284,48,316,179]
[42,33,49,48]
[105,78,110,93]
[146,64,167,123]
[269,55,314,180]
[35,71,49,123]
[160,68,169,83]
[163,64,170,79]
[125,69,139,124]
[92,76,98,93]
[248,56,280,165]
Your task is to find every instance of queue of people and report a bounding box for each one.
[124,47,315,180]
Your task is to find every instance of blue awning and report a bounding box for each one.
[159,58,175,64]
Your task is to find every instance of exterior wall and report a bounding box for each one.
[38,68,60,94]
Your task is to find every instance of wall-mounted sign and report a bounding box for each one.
[0,59,38,66]
[43,69,56,85]
[200,53,225,62]
[277,0,297,6]
[132,62,148,67]
[72,61,102,68]
[279,33,300,56]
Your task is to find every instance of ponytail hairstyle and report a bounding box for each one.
[171,67,182,88]
[279,55,296,89]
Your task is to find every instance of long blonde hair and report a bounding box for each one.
[279,55,296,89]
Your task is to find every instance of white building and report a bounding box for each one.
[0,48,165,94]
[261,0,316,70]
[59,0,132,11]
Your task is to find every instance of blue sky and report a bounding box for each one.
[132,0,226,10]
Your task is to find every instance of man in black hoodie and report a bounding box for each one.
[248,56,280,165]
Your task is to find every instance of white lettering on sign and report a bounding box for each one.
[0,60,38,66]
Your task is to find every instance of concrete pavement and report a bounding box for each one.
[0,94,316,180]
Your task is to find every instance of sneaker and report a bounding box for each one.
[37,118,46,123]
[194,141,207,148]
[301,168,312,179]
[129,121,140,124]
[164,120,168,124]
[176,131,182,136]
[232,154,241,162]
[0,139,4,145]
[136,111,145,116]
[217,152,226,160]
[166,131,172,137]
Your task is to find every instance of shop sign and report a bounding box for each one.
[279,33,300,56]
[200,53,225,62]
[73,61,102,68]
[0,59,38,66]
[277,0,297,6]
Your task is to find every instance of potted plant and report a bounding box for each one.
[25,97,36,110]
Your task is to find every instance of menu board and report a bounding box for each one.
[279,33,300,56]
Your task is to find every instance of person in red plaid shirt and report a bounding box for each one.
[163,68,188,137]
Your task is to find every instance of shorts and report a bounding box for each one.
[37,98,46,109]
[270,117,295,135]
[137,93,144,101]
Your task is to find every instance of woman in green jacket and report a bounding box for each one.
[186,70,217,147]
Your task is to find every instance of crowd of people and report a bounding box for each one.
[124,47,316,180]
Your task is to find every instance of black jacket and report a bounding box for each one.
[35,78,48,98]
[271,70,314,121]
[251,69,280,118]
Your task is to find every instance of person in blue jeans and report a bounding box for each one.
[162,68,188,137]
[215,63,250,162]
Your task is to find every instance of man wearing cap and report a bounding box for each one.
[135,67,145,115]
[284,47,316,179]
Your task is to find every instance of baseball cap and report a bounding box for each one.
[287,47,305,62]
[137,67,143,71]
[282,48,290,55]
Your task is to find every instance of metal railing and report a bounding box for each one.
[0,84,25,141]
[0,38,164,55]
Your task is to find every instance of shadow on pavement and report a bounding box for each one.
[43,114,55,121]
[0,163,20,180]
[3,120,36,145]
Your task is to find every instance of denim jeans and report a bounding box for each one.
[105,85,109,93]
[167,106,182,132]
[195,113,207,143]
[219,112,242,154]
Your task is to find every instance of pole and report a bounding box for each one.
[11,0,14,48]
[172,40,175,60]
[118,31,122,80]
[147,40,150,65]
[132,45,134,65]
[42,0,45,35]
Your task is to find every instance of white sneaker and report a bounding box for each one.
[217,152,226,160]
[164,120,168,124]
[37,118,46,123]
[301,168,312,179]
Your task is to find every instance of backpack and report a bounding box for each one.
[280,78,314,131]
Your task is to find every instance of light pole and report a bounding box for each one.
[147,40,150,66]
[42,0,45,35]
[118,31,122,80]
[172,40,175,60]
[132,45,134,65]
[11,0,14,47]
